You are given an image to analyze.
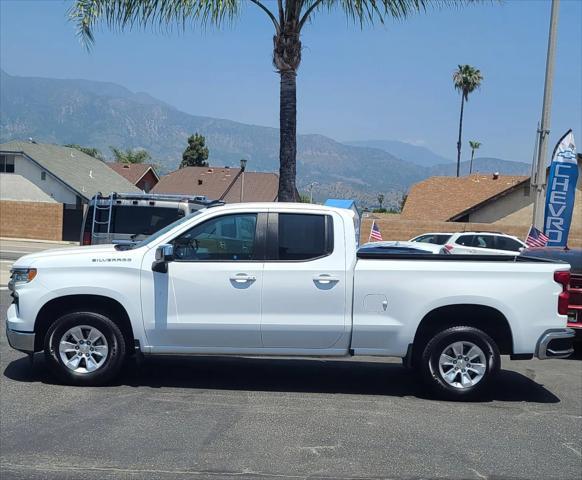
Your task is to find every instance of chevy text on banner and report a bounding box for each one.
[544,129,578,247]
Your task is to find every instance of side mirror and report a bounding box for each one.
[152,244,174,273]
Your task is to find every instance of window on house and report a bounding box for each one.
[41,171,47,181]
[0,154,15,173]
[524,185,531,197]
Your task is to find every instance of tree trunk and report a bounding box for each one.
[277,71,298,201]
[469,149,475,174]
[456,95,465,177]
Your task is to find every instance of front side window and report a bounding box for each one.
[173,213,257,261]
[495,236,524,252]
[0,154,15,173]
[277,213,331,261]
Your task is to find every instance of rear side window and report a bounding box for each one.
[415,234,451,245]
[473,235,496,249]
[277,214,333,261]
[86,205,183,235]
[456,235,474,246]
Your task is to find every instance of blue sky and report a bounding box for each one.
[1,0,581,163]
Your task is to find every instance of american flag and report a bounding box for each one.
[369,221,383,242]
[525,226,549,248]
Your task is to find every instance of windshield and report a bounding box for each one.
[123,210,204,250]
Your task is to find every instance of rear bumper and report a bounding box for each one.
[6,327,35,353]
[535,328,575,359]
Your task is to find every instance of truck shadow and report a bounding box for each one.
[4,354,560,403]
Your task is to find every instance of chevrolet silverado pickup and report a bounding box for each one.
[6,203,575,400]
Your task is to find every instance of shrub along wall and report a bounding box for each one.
[0,200,63,241]
[360,214,582,248]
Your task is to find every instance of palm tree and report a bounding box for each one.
[468,140,481,174]
[71,1,477,201]
[453,64,483,177]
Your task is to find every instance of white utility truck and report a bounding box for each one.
[6,203,575,400]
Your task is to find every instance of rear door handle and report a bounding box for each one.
[313,274,339,284]
[230,273,256,283]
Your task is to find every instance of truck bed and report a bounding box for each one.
[356,251,565,263]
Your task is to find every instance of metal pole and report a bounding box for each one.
[532,0,560,229]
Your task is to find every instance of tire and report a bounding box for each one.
[417,326,500,401]
[44,311,126,386]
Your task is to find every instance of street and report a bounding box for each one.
[0,240,581,480]
[0,238,74,288]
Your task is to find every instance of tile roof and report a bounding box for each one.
[107,162,159,185]
[152,166,279,202]
[401,173,529,221]
[0,174,57,203]
[0,141,140,200]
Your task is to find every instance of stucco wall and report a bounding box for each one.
[11,153,78,204]
[467,184,533,223]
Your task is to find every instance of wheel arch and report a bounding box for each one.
[34,294,135,353]
[412,304,513,358]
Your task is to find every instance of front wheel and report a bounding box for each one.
[418,326,500,401]
[44,311,126,386]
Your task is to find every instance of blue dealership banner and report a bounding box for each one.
[544,130,578,247]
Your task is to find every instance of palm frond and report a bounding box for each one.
[69,0,246,48]
[453,63,483,100]
[299,0,483,30]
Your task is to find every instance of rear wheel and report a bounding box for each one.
[418,326,500,400]
[44,311,126,386]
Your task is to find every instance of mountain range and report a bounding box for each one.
[0,70,531,206]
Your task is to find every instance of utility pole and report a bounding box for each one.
[239,159,247,203]
[532,0,560,229]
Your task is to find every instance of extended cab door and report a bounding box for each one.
[260,211,349,350]
[141,211,265,350]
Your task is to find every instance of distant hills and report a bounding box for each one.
[0,70,531,206]
[344,139,453,167]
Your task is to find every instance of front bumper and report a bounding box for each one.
[535,328,575,359]
[6,327,35,353]
[5,303,36,353]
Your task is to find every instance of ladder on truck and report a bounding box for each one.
[91,193,115,241]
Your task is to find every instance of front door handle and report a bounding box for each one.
[230,273,256,283]
[313,274,339,284]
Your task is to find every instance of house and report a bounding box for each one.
[401,173,531,222]
[107,162,160,192]
[152,166,280,202]
[0,140,139,240]
[401,157,581,234]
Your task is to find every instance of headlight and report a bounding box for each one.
[9,268,37,286]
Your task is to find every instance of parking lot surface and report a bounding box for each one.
[1,288,581,480]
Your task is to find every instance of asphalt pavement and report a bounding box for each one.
[1,288,581,480]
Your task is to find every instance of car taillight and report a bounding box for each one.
[82,231,92,246]
[444,244,454,252]
[554,270,570,316]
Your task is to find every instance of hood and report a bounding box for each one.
[12,244,118,268]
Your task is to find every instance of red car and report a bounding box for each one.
[522,247,582,340]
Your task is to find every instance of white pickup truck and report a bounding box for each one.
[6,203,575,400]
